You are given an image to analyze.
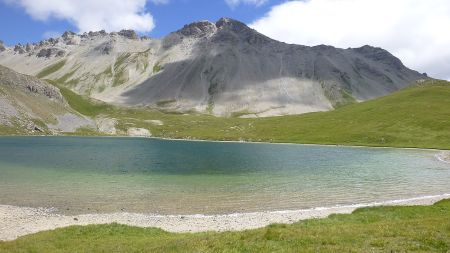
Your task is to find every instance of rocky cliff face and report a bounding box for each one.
[0,65,64,102]
[0,18,426,117]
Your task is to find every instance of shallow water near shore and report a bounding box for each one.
[0,136,449,215]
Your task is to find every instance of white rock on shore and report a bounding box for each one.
[436,151,450,163]
[145,120,163,126]
[96,117,117,135]
[127,127,151,137]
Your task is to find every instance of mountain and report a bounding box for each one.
[0,65,92,134]
[0,18,426,117]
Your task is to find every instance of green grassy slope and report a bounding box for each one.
[49,81,115,117]
[47,79,450,149]
[3,79,449,149]
[250,80,450,148]
[1,199,449,252]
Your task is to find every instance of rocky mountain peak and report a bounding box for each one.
[62,31,76,39]
[177,20,217,38]
[352,45,404,70]
[213,17,273,45]
[215,17,249,32]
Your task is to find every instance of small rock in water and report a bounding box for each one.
[74,217,78,221]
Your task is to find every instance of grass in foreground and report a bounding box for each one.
[1,200,449,252]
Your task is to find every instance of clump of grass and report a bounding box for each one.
[152,62,163,74]
[36,60,67,78]
[56,65,81,84]
[110,54,131,87]
[112,69,128,87]
[156,99,175,107]
[114,53,130,71]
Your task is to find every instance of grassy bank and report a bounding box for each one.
[2,80,449,150]
[53,80,450,150]
[1,199,449,252]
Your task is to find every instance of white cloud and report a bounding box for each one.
[225,0,268,8]
[250,0,450,80]
[4,0,156,33]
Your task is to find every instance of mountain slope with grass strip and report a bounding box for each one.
[15,79,447,150]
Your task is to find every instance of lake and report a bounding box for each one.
[0,137,449,215]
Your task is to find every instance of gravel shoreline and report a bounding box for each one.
[1,194,449,241]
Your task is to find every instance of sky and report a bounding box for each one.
[0,0,449,80]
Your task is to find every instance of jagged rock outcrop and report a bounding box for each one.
[118,30,138,40]
[0,40,5,52]
[61,31,80,45]
[14,44,25,54]
[37,48,64,58]
[25,43,32,52]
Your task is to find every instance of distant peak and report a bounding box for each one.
[174,18,254,38]
[177,20,217,37]
[62,31,76,38]
[354,45,384,52]
[352,45,405,70]
[352,45,393,56]
[215,17,248,30]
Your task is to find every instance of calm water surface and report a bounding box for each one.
[0,137,449,215]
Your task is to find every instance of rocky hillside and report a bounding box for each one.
[0,65,93,134]
[0,18,427,117]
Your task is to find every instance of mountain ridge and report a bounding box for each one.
[0,17,427,117]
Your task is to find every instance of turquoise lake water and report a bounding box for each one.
[0,137,449,215]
